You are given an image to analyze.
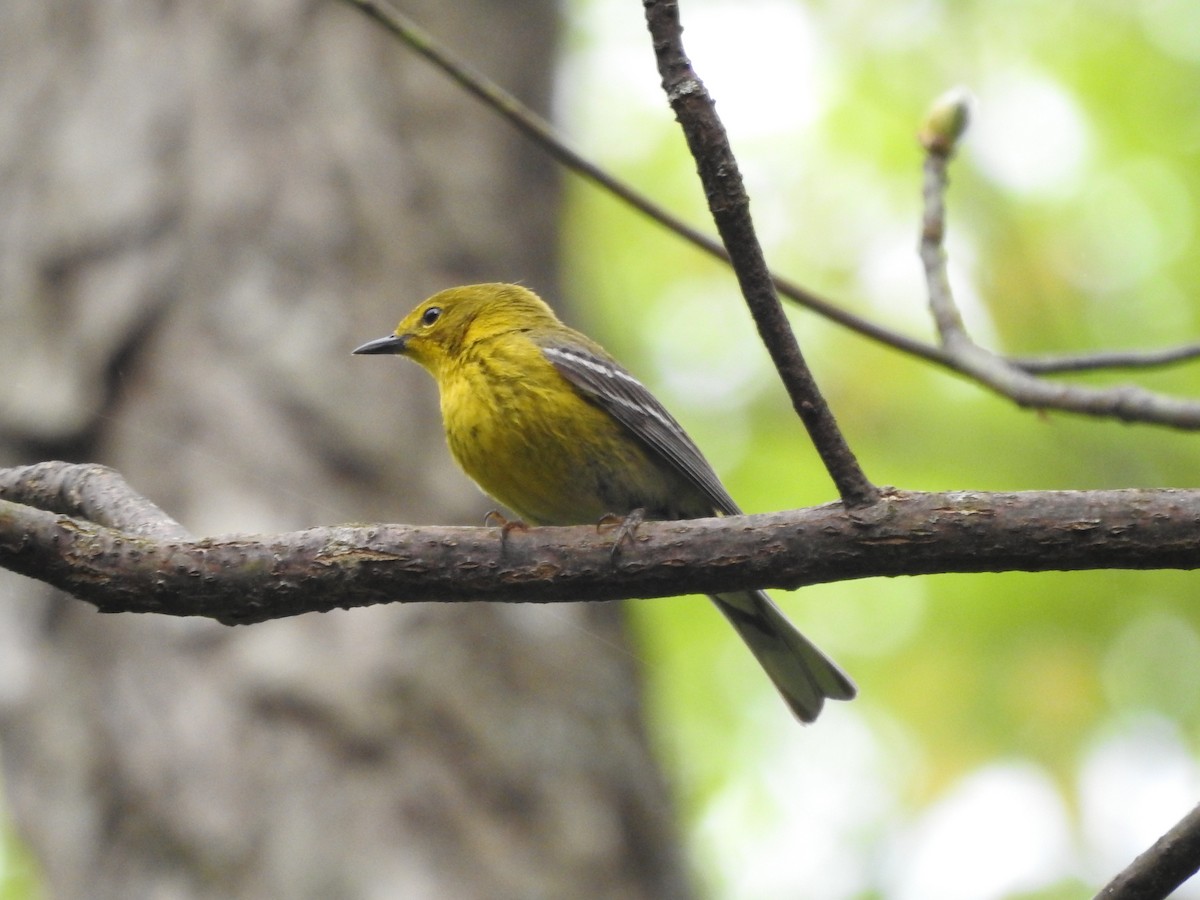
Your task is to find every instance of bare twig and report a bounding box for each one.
[918,116,1200,428]
[920,152,970,349]
[641,0,877,509]
[1012,344,1200,375]
[340,0,724,266]
[1095,803,1200,900]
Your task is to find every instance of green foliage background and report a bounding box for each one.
[559,0,1200,897]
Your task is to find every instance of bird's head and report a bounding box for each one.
[353,283,559,377]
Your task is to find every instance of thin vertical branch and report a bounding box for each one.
[641,0,877,509]
[920,152,970,348]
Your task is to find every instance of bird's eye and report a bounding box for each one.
[421,306,442,327]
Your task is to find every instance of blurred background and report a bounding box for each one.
[2,0,1200,898]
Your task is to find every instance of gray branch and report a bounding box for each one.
[3,462,1200,624]
[1095,804,1200,900]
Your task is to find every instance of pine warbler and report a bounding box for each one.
[354,283,855,722]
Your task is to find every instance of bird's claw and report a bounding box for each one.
[485,509,530,542]
[598,508,645,560]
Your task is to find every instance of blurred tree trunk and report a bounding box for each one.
[0,1,692,897]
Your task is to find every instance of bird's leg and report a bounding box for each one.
[598,508,646,559]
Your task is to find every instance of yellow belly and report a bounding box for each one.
[440,351,676,526]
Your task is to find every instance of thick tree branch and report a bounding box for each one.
[641,0,877,509]
[1,461,191,539]
[4,463,1200,624]
[1095,804,1200,900]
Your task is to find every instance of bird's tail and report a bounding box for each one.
[710,590,856,723]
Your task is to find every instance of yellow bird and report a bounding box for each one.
[354,283,855,722]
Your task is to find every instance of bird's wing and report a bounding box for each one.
[541,339,740,517]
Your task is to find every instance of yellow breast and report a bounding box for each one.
[438,339,668,526]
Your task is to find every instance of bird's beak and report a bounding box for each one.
[352,334,409,356]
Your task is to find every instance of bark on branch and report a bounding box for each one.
[3,463,1200,625]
